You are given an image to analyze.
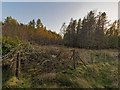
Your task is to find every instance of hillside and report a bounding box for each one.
[1,11,119,89]
[2,41,118,88]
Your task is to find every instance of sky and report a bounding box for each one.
[2,2,118,33]
[1,0,119,2]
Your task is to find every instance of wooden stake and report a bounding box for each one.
[71,49,76,69]
[91,53,93,63]
[73,49,76,69]
[104,52,106,63]
[16,52,21,80]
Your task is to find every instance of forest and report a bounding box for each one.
[2,11,120,50]
[1,10,119,88]
[62,11,120,49]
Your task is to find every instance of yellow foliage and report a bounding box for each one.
[4,76,19,88]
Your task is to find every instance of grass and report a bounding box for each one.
[2,43,118,88]
[17,74,31,88]
[3,76,19,88]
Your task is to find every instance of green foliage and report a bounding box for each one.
[2,65,13,86]
[2,36,19,55]
[63,11,120,49]
[17,75,31,88]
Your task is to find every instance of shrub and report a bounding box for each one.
[2,36,19,55]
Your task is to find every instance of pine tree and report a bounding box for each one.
[76,18,82,47]
[37,18,43,29]
[78,11,96,48]
[94,12,106,48]
[70,20,77,47]
[28,19,35,29]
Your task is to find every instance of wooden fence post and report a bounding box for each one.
[91,53,93,63]
[73,50,76,69]
[16,52,21,80]
[104,52,106,63]
[71,49,76,69]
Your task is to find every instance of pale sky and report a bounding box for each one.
[1,2,118,33]
[1,0,119,2]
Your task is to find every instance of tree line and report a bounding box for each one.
[62,11,120,49]
[2,10,120,49]
[2,16,62,45]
